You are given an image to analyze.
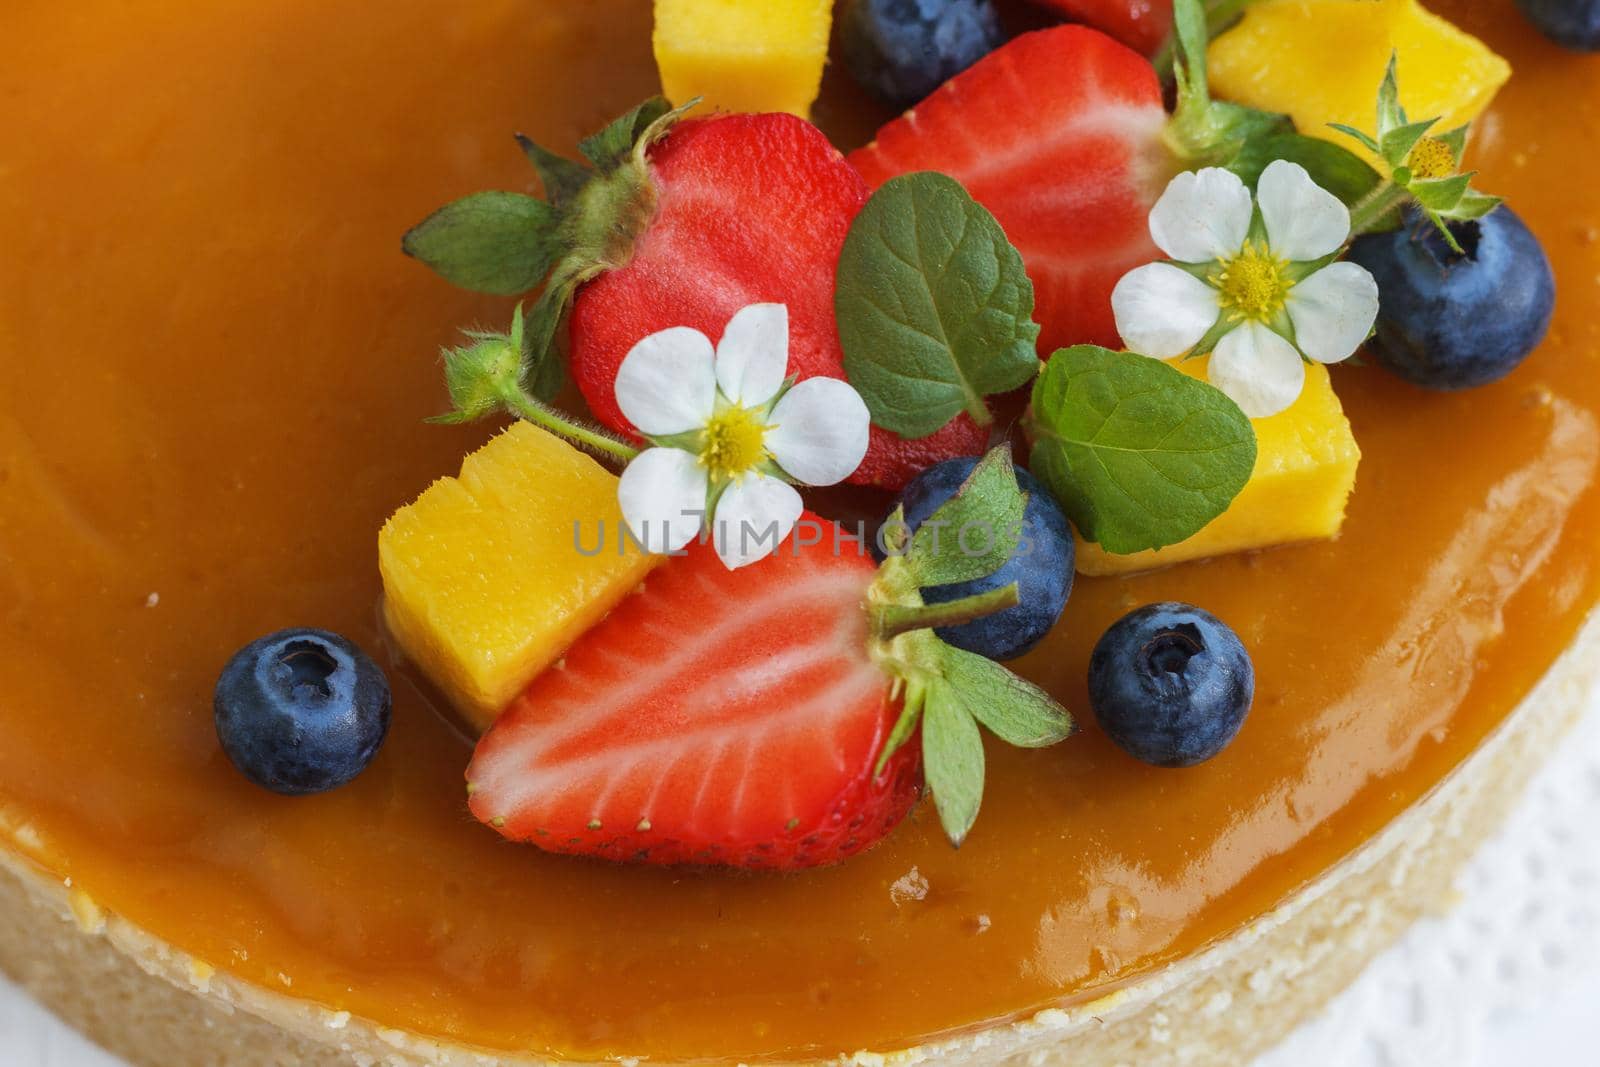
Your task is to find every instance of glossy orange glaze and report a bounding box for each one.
[2,0,1598,1061]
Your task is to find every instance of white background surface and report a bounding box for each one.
[3,705,1597,1067]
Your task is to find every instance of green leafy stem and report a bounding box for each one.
[432,305,639,464]
[862,447,1074,848]
[1332,53,1501,250]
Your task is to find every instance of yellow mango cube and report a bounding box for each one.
[379,422,659,733]
[1076,361,1360,576]
[1208,0,1510,167]
[653,0,833,118]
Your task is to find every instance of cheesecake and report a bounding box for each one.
[1,0,1596,1064]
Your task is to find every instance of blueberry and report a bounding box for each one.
[1516,0,1600,50]
[214,628,390,795]
[1087,603,1253,768]
[883,455,1074,660]
[1346,207,1554,390]
[839,0,1006,110]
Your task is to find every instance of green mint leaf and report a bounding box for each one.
[922,678,985,848]
[836,172,1040,438]
[938,644,1073,748]
[402,191,562,296]
[514,133,592,207]
[1228,132,1383,212]
[908,446,1026,587]
[1027,346,1256,555]
[578,96,673,172]
[1379,116,1440,171]
[1410,172,1474,213]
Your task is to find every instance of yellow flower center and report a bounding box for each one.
[1212,241,1294,322]
[699,404,770,480]
[1407,136,1455,181]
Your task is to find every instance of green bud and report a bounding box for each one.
[440,334,520,422]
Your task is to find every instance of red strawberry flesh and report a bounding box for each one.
[848,26,1169,355]
[466,520,922,869]
[1031,0,1173,56]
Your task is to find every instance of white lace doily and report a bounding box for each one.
[1259,695,1600,1067]
[4,703,1598,1066]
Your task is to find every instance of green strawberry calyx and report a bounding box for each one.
[1333,53,1503,250]
[861,446,1075,849]
[402,95,696,404]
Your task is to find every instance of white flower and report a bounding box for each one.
[613,303,871,569]
[1111,160,1380,418]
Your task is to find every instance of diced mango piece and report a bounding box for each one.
[1208,0,1510,168]
[653,0,833,118]
[379,422,659,733]
[1076,361,1360,576]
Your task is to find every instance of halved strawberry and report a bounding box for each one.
[848,26,1170,354]
[466,522,920,869]
[466,452,1075,869]
[1030,0,1172,56]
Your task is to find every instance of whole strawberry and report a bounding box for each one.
[404,102,989,490]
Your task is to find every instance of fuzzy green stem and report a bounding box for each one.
[873,583,1020,641]
[1347,179,1412,238]
[497,383,639,463]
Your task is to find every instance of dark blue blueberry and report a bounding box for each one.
[1347,207,1554,390]
[883,455,1074,660]
[1516,0,1600,50]
[214,628,390,795]
[1087,603,1253,768]
[839,0,1006,110]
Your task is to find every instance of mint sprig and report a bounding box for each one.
[1025,346,1256,555]
[835,172,1041,440]
[865,446,1074,847]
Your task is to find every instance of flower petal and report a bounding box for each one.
[1148,167,1253,262]
[614,326,717,436]
[714,303,790,407]
[711,474,802,569]
[1257,159,1350,262]
[764,377,871,486]
[617,447,709,554]
[1287,261,1380,364]
[1209,321,1306,419]
[1111,263,1221,358]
